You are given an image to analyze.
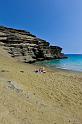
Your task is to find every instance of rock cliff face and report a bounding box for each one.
[0,26,67,63]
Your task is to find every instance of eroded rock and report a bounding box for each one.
[0,26,67,63]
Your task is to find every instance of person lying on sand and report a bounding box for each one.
[35,67,46,73]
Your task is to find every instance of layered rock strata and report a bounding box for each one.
[0,26,67,63]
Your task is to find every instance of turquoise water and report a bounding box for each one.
[36,54,82,72]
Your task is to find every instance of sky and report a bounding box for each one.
[0,0,82,53]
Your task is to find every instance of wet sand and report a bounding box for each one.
[0,46,82,124]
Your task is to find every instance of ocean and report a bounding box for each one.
[35,54,82,72]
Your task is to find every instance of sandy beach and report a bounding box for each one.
[0,46,82,124]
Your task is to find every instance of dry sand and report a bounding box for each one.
[0,46,82,124]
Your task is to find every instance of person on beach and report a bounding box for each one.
[35,67,46,73]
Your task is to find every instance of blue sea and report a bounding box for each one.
[35,54,82,72]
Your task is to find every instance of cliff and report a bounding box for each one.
[0,26,67,63]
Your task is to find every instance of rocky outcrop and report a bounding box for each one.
[0,26,67,63]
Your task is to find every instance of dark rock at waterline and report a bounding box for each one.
[0,26,67,63]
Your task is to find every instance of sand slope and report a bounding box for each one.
[0,46,82,124]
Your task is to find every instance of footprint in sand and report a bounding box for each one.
[1,70,9,72]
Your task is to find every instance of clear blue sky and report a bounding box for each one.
[0,0,82,53]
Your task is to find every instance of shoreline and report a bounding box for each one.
[33,62,82,74]
[0,47,82,124]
